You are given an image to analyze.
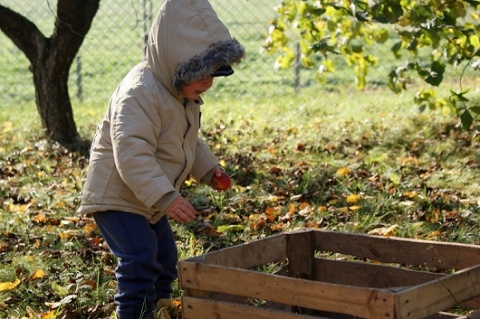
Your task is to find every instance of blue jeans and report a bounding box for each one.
[93,211,178,319]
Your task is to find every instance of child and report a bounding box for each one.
[78,0,245,317]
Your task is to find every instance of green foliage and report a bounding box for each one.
[264,0,480,128]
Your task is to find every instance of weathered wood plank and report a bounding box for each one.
[287,230,315,279]
[179,261,395,318]
[314,257,443,288]
[182,296,321,319]
[395,264,480,319]
[203,232,287,268]
[312,230,480,270]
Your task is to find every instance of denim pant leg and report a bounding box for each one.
[93,212,176,319]
[151,216,178,300]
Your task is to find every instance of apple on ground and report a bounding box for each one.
[212,171,231,191]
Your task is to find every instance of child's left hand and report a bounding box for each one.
[211,168,232,191]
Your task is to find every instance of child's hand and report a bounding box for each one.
[211,168,232,191]
[165,197,197,223]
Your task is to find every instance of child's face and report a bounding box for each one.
[182,76,214,101]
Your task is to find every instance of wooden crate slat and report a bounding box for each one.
[179,261,395,318]
[425,312,465,319]
[203,232,287,268]
[313,230,480,269]
[314,257,443,288]
[395,264,480,319]
[182,296,321,319]
[287,230,315,279]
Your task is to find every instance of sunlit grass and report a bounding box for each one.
[2,67,480,318]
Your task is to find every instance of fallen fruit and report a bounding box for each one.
[212,171,231,190]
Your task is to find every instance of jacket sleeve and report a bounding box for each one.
[111,85,177,209]
[190,139,221,183]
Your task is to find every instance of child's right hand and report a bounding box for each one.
[165,197,197,223]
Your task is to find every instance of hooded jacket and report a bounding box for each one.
[78,0,245,223]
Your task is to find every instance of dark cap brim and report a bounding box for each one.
[212,65,234,77]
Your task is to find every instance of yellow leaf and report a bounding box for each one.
[41,310,58,319]
[83,223,97,235]
[287,203,295,216]
[8,203,29,214]
[336,207,349,213]
[30,269,46,280]
[265,206,281,221]
[0,242,9,252]
[346,194,362,203]
[267,195,284,202]
[59,231,75,240]
[349,205,362,211]
[427,230,441,239]
[336,167,351,177]
[32,213,48,224]
[318,206,327,212]
[368,224,398,236]
[53,200,66,208]
[298,202,310,210]
[33,239,41,249]
[402,191,417,199]
[0,278,21,292]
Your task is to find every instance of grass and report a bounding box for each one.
[2,82,480,318]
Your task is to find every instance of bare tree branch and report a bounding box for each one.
[0,4,46,65]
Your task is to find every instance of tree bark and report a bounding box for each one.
[0,0,100,150]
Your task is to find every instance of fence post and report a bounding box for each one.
[294,42,301,92]
[142,0,153,58]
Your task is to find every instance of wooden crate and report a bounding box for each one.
[178,230,480,319]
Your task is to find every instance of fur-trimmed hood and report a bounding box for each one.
[146,0,245,97]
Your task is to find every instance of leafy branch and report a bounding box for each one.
[264,0,480,128]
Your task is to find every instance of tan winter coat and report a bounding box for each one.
[78,0,245,223]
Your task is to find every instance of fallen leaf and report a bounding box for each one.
[346,194,362,203]
[267,194,284,202]
[368,224,398,236]
[217,224,245,232]
[403,192,418,200]
[265,206,281,222]
[32,214,48,224]
[0,278,21,292]
[336,167,351,177]
[287,203,295,216]
[45,294,76,309]
[0,242,9,252]
[349,205,362,211]
[29,269,46,281]
[41,310,58,319]
[83,223,97,235]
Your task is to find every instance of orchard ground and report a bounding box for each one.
[1,83,480,318]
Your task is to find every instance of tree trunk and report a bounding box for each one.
[33,49,79,146]
[0,0,100,150]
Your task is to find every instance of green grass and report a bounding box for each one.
[2,83,480,318]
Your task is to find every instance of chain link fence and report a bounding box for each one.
[1,0,393,110]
